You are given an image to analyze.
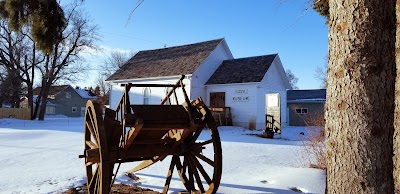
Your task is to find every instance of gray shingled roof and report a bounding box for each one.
[206,54,277,85]
[287,89,326,101]
[33,85,69,96]
[106,39,223,81]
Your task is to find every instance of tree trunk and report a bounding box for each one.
[393,0,400,192]
[326,0,396,193]
[38,83,51,121]
[32,94,40,120]
[27,84,34,120]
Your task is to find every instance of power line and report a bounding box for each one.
[99,30,167,46]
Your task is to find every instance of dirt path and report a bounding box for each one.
[64,184,161,194]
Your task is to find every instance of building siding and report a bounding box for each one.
[53,87,90,117]
[109,76,192,109]
[288,102,325,126]
[190,41,233,100]
[206,83,259,129]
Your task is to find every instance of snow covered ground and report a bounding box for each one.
[0,117,325,194]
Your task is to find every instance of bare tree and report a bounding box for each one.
[285,69,299,89]
[314,55,327,89]
[96,51,135,105]
[0,20,44,113]
[35,4,99,120]
[102,51,135,77]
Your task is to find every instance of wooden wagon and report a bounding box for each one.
[80,75,222,194]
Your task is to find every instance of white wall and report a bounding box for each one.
[206,83,259,129]
[205,56,290,130]
[257,57,290,129]
[190,40,234,101]
[109,76,191,110]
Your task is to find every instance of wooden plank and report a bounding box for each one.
[132,138,173,145]
[104,116,122,147]
[125,155,166,174]
[122,145,181,158]
[125,118,144,149]
[141,123,190,129]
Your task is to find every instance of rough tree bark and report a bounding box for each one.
[394,0,400,192]
[326,0,396,193]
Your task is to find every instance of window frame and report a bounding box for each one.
[143,88,150,105]
[66,92,72,98]
[295,108,308,114]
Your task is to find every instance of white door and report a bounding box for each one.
[266,93,281,131]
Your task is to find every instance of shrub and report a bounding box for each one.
[302,115,326,170]
[248,116,256,130]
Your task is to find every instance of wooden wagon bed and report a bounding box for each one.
[80,75,222,194]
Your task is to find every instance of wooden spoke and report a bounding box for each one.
[85,165,93,185]
[188,156,205,193]
[190,155,212,184]
[189,123,205,144]
[194,139,213,147]
[86,140,97,149]
[188,161,195,190]
[88,166,99,194]
[86,119,98,145]
[163,156,177,193]
[182,156,188,176]
[86,162,95,166]
[175,156,193,192]
[193,151,215,167]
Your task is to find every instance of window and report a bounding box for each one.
[72,107,77,113]
[295,108,308,114]
[164,87,172,105]
[210,92,225,107]
[46,106,55,114]
[66,92,72,98]
[143,88,150,104]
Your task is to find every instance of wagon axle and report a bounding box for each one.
[81,143,206,163]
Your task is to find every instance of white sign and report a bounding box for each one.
[267,94,279,107]
[235,89,248,94]
[233,96,249,102]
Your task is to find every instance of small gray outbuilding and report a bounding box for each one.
[33,85,97,117]
[287,89,326,126]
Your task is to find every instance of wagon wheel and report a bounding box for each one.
[84,100,114,194]
[164,113,222,194]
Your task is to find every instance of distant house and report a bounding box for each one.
[33,85,97,117]
[106,38,291,130]
[287,89,326,126]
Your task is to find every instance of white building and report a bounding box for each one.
[106,39,291,130]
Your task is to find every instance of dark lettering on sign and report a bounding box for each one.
[232,96,249,102]
[235,89,248,94]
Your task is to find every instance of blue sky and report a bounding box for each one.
[71,0,328,89]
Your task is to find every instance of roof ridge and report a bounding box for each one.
[223,53,278,61]
[137,38,224,53]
